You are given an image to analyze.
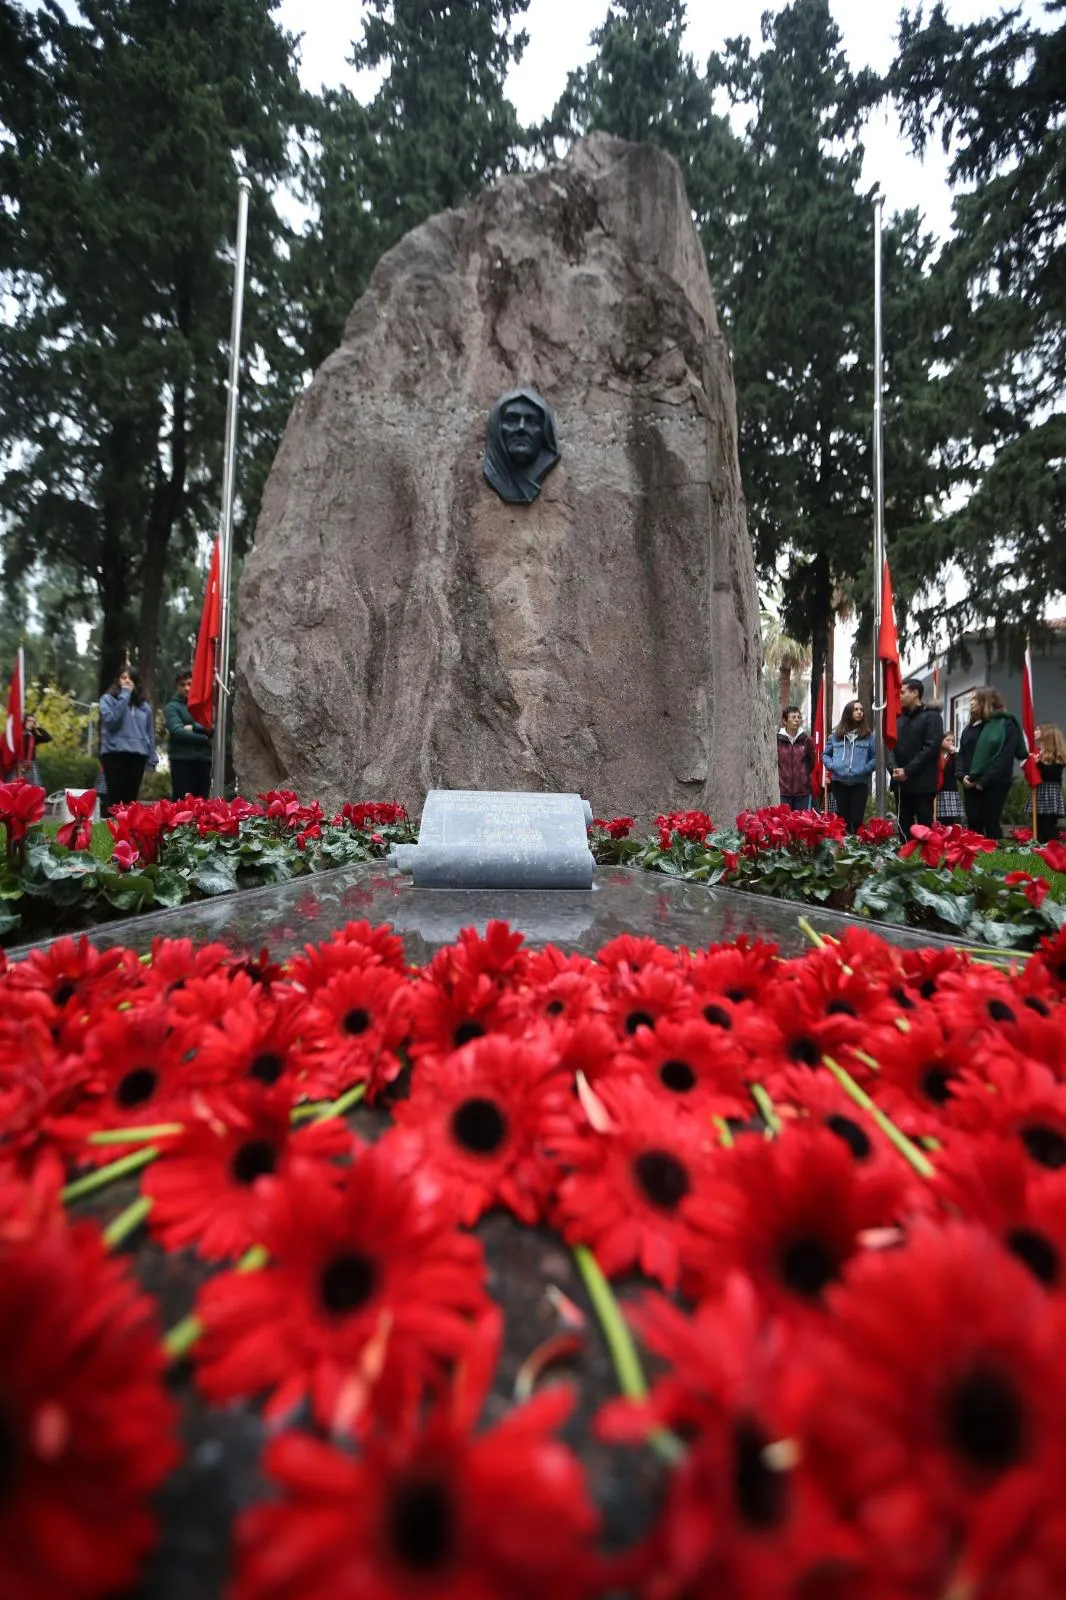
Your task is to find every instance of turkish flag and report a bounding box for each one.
[810,674,826,802]
[1021,642,1042,787]
[0,647,24,777]
[878,559,902,748]
[188,539,221,730]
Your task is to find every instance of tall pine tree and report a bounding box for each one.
[888,0,1066,643]
[0,0,301,697]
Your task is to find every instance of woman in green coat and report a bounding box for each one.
[957,686,1026,841]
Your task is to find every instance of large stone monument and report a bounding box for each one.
[235,134,776,820]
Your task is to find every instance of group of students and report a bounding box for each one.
[97,664,213,811]
[777,682,1066,842]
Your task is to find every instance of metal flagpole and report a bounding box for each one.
[212,174,252,796]
[871,190,888,819]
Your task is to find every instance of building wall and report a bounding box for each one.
[914,636,1066,742]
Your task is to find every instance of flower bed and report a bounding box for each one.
[3,782,1065,950]
[4,916,1066,1597]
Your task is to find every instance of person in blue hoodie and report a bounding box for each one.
[823,698,877,834]
[99,665,157,814]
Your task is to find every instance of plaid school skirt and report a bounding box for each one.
[936,787,965,822]
[1036,780,1064,817]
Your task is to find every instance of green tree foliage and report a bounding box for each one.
[0,0,302,699]
[888,1,1066,644]
[290,0,530,374]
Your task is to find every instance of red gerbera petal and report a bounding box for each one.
[297,964,409,1099]
[192,1149,487,1434]
[933,1134,1066,1292]
[0,1224,179,1600]
[611,1017,748,1120]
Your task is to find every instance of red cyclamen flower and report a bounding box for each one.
[56,789,97,852]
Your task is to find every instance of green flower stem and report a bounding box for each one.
[88,1123,184,1146]
[62,1145,159,1203]
[163,1244,269,1364]
[290,1099,332,1123]
[572,1244,683,1466]
[822,1056,936,1179]
[797,916,828,949]
[314,1082,367,1122]
[850,1050,882,1073]
[103,1194,153,1249]
[751,1083,781,1135]
[713,1116,735,1148]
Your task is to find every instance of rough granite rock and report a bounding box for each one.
[235,133,776,821]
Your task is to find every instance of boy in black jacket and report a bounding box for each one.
[890,679,944,838]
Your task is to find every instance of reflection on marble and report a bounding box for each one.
[9,864,964,965]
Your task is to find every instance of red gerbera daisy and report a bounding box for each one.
[933,1134,1066,1292]
[297,963,409,1099]
[859,1015,972,1133]
[598,962,697,1040]
[684,1126,908,1315]
[680,938,780,1006]
[192,1149,487,1433]
[285,920,409,997]
[599,1276,860,1600]
[595,933,679,977]
[523,965,605,1028]
[950,1053,1066,1172]
[770,1067,921,1182]
[405,966,521,1064]
[1025,926,1066,998]
[3,934,127,1012]
[612,1017,748,1120]
[190,992,309,1092]
[129,934,234,997]
[231,1309,600,1600]
[812,1223,1066,1596]
[143,1084,352,1260]
[0,1224,179,1600]
[548,1077,720,1289]
[386,1032,570,1225]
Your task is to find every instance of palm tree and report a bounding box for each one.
[760,605,812,716]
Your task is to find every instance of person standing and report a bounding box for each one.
[20,712,52,788]
[777,705,816,810]
[823,699,877,833]
[890,679,944,839]
[958,686,1026,842]
[164,668,213,800]
[99,666,157,814]
[1033,723,1066,843]
[935,732,965,824]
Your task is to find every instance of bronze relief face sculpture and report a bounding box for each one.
[483,388,560,504]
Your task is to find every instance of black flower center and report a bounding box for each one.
[624,1010,655,1035]
[787,1035,820,1066]
[1023,997,1051,1018]
[452,1020,485,1048]
[52,982,76,1007]
[388,1476,456,1572]
[703,1004,732,1030]
[1020,1124,1066,1170]
[947,1366,1026,1475]
[659,1059,697,1093]
[890,985,916,1011]
[544,999,565,1016]
[920,978,938,1000]
[231,1138,278,1186]
[320,1252,378,1315]
[732,1417,787,1529]
[249,1051,284,1085]
[824,1113,872,1161]
[115,1066,158,1109]
[987,999,1015,1024]
[451,1097,508,1155]
[1056,960,1066,984]
[1006,1226,1060,1287]
[725,987,749,1003]
[633,1150,690,1211]
[779,1236,838,1299]
[826,999,857,1018]
[920,1066,956,1105]
[342,1007,371,1036]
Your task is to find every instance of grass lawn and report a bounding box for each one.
[41,819,115,862]
[985,846,1066,903]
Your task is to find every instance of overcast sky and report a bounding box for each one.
[277,0,1040,240]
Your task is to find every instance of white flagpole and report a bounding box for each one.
[211,174,252,796]
[872,190,888,819]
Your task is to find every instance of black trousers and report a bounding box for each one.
[1037,812,1063,844]
[831,783,868,834]
[170,759,213,801]
[897,791,935,839]
[101,751,146,814]
[963,783,1011,842]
